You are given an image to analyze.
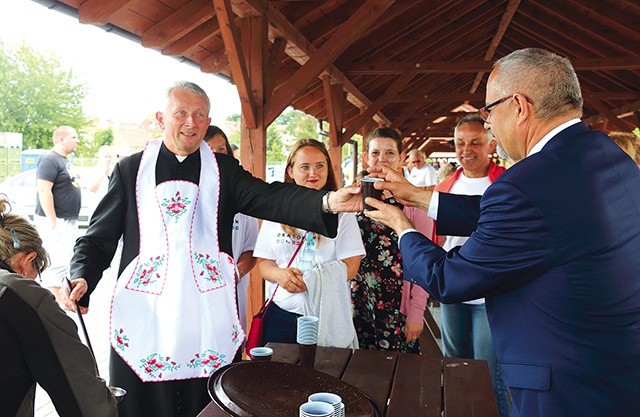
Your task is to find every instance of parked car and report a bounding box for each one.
[0,169,92,228]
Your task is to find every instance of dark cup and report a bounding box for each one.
[360,178,384,211]
[299,343,317,368]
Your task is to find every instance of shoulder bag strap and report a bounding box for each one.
[260,232,306,314]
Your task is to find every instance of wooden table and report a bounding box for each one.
[198,343,498,417]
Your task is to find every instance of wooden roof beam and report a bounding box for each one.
[266,6,391,126]
[345,57,640,75]
[264,0,396,126]
[142,0,214,49]
[589,100,638,131]
[584,101,640,125]
[265,37,288,99]
[78,0,132,25]
[389,91,640,103]
[339,71,415,145]
[469,0,521,94]
[162,19,221,57]
[322,76,346,149]
[212,0,258,128]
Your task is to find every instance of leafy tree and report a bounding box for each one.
[0,40,91,149]
[267,126,286,163]
[275,109,318,140]
[76,127,114,157]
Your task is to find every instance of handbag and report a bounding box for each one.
[245,233,306,357]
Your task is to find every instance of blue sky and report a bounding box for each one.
[0,0,242,125]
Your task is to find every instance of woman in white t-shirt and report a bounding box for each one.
[254,139,365,344]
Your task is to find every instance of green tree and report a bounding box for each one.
[267,126,286,163]
[76,127,114,157]
[0,40,91,149]
[275,109,318,140]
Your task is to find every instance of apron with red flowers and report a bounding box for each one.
[110,139,243,382]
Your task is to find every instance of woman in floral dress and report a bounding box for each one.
[351,128,434,353]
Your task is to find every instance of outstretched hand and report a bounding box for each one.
[362,196,414,235]
[328,185,363,213]
[367,166,433,211]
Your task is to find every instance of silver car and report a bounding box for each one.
[0,169,92,228]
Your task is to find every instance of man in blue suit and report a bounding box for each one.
[365,48,640,417]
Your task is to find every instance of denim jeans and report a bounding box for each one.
[441,302,511,417]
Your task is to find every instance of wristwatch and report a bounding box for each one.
[321,191,335,214]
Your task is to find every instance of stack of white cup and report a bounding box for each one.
[296,316,319,344]
[307,392,345,417]
[299,401,335,417]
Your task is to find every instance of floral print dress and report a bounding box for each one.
[351,199,420,354]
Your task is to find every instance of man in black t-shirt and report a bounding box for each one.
[35,126,81,298]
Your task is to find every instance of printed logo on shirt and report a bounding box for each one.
[276,232,304,246]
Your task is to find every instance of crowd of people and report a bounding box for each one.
[2,47,639,417]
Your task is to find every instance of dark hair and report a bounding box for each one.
[204,125,234,156]
[284,139,338,191]
[366,127,403,153]
[0,195,48,275]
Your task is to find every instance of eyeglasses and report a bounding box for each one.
[478,95,513,122]
[478,94,533,122]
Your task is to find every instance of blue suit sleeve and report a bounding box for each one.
[401,181,556,303]
[436,193,482,237]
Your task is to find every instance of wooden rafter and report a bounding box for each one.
[162,19,221,57]
[589,100,636,131]
[264,0,396,126]
[266,6,391,126]
[265,37,287,99]
[345,57,640,75]
[141,0,214,49]
[78,0,132,25]
[212,0,258,128]
[469,0,521,94]
[322,76,345,148]
[340,71,415,144]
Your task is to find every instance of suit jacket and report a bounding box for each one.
[400,122,640,417]
[71,147,338,297]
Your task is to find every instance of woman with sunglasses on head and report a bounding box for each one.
[253,139,365,347]
[0,195,118,417]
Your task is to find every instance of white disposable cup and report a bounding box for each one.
[249,347,273,361]
[309,392,342,415]
[299,401,335,417]
[297,316,319,344]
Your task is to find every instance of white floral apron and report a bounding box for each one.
[110,139,244,382]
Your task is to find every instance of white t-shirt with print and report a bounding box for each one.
[254,212,365,314]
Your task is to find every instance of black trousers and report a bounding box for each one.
[262,302,301,345]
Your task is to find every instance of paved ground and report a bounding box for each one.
[34,266,117,417]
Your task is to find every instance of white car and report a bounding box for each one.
[0,169,92,228]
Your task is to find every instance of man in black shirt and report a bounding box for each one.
[35,126,81,299]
